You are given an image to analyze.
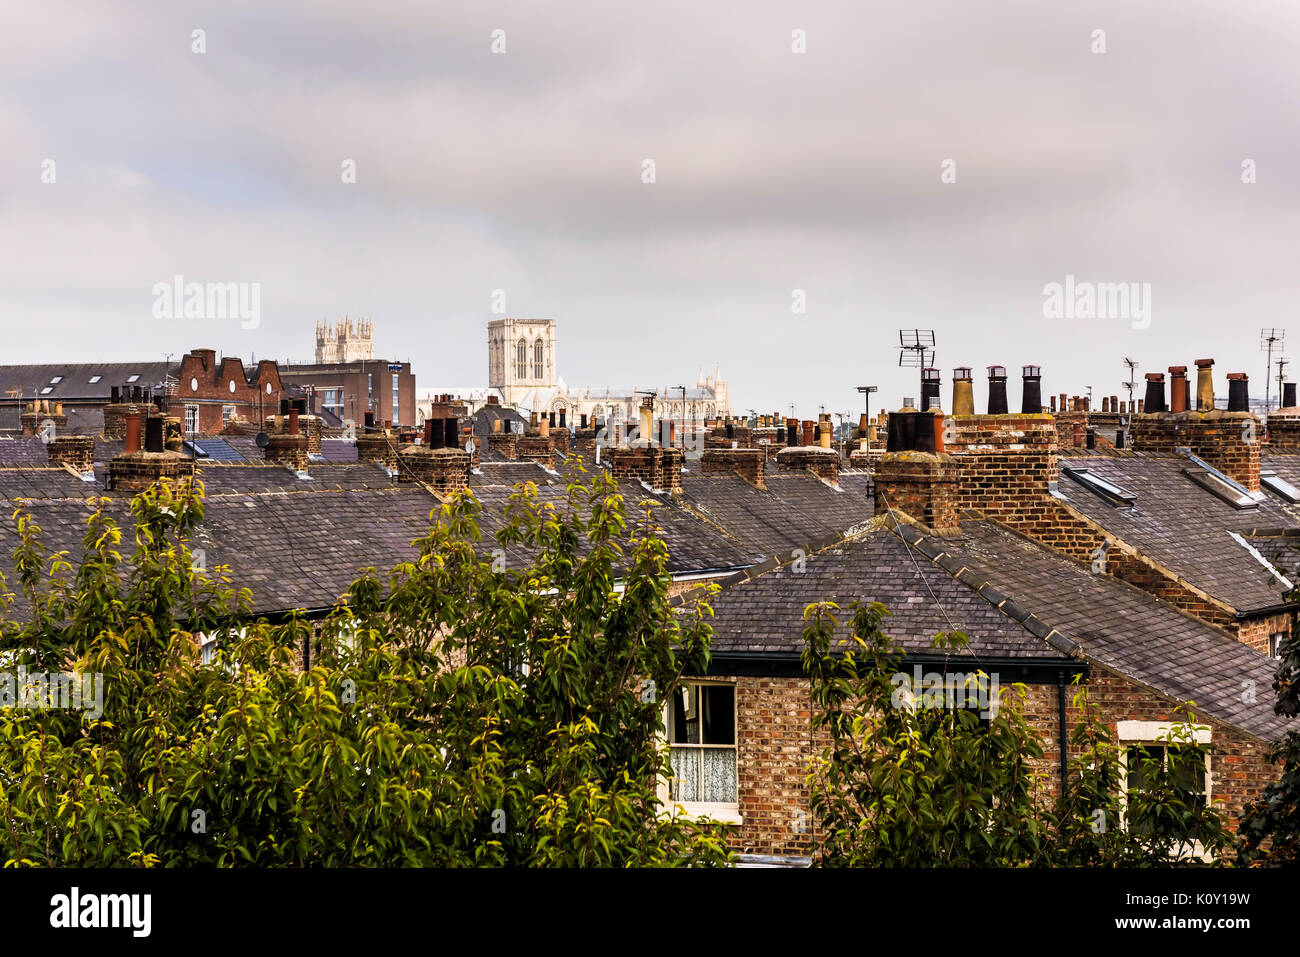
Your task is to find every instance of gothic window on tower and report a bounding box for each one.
[533,339,545,380]
[516,339,527,380]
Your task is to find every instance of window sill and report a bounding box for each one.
[661,802,743,826]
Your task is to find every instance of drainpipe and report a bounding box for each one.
[1057,670,1068,798]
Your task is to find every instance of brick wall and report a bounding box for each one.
[355,434,397,470]
[101,403,141,440]
[1267,411,1300,449]
[109,451,194,493]
[46,435,95,473]
[1236,612,1291,657]
[712,666,1275,857]
[264,434,309,472]
[700,448,765,487]
[396,447,471,494]
[774,447,840,484]
[516,435,556,467]
[873,451,959,532]
[607,446,684,492]
[1131,411,1261,491]
[488,432,519,460]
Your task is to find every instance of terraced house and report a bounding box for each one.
[0,361,1294,865]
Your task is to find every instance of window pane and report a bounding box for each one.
[701,684,735,745]
[671,686,699,743]
[670,747,700,801]
[702,748,737,803]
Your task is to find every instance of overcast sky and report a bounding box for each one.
[3,0,1299,417]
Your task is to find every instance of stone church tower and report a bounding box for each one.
[487,318,557,407]
[315,317,375,364]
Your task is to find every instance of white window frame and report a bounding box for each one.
[1117,721,1213,861]
[184,404,199,435]
[197,627,247,669]
[1269,632,1287,659]
[221,405,237,427]
[658,679,741,825]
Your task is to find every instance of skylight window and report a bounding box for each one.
[1183,467,1258,509]
[1060,465,1136,508]
[126,374,140,383]
[39,386,53,395]
[1261,471,1300,504]
[49,376,62,384]
[88,375,101,384]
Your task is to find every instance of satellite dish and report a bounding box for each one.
[255,432,270,449]
[464,438,476,456]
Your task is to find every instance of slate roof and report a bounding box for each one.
[1052,452,1299,613]
[677,472,874,556]
[0,362,174,402]
[701,511,1287,740]
[0,438,49,467]
[188,438,248,462]
[0,454,768,620]
[318,439,358,462]
[471,461,557,487]
[704,525,1066,661]
[902,519,1289,742]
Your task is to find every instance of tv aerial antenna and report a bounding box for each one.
[1121,357,1139,409]
[898,329,936,368]
[1262,328,1286,411]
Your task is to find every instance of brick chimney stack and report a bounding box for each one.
[1131,366,1260,491]
[701,448,764,488]
[397,443,471,495]
[873,396,959,532]
[46,435,95,475]
[109,410,192,492]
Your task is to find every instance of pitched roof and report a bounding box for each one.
[903,518,1288,742]
[1052,452,1299,612]
[676,471,874,556]
[0,362,173,402]
[699,509,1287,741]
[704,525,1066,660]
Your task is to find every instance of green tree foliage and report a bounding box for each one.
[802,600,1233,866]
[1237,597,1300,865]
[0,470,730,866]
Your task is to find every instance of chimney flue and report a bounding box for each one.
[952,367,974,416]
[1143,373,1166,413]
[1168,366,1188,413]
[1285,382,1297,408]
[145,416,165,453]
[1195,359,1214,411]
[1227,373,1250,412]
[124,413,142,454]
[987,366,1008,415]
[1021,365,1042,414]
[444,417,458,449]
[920,367,941,415]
